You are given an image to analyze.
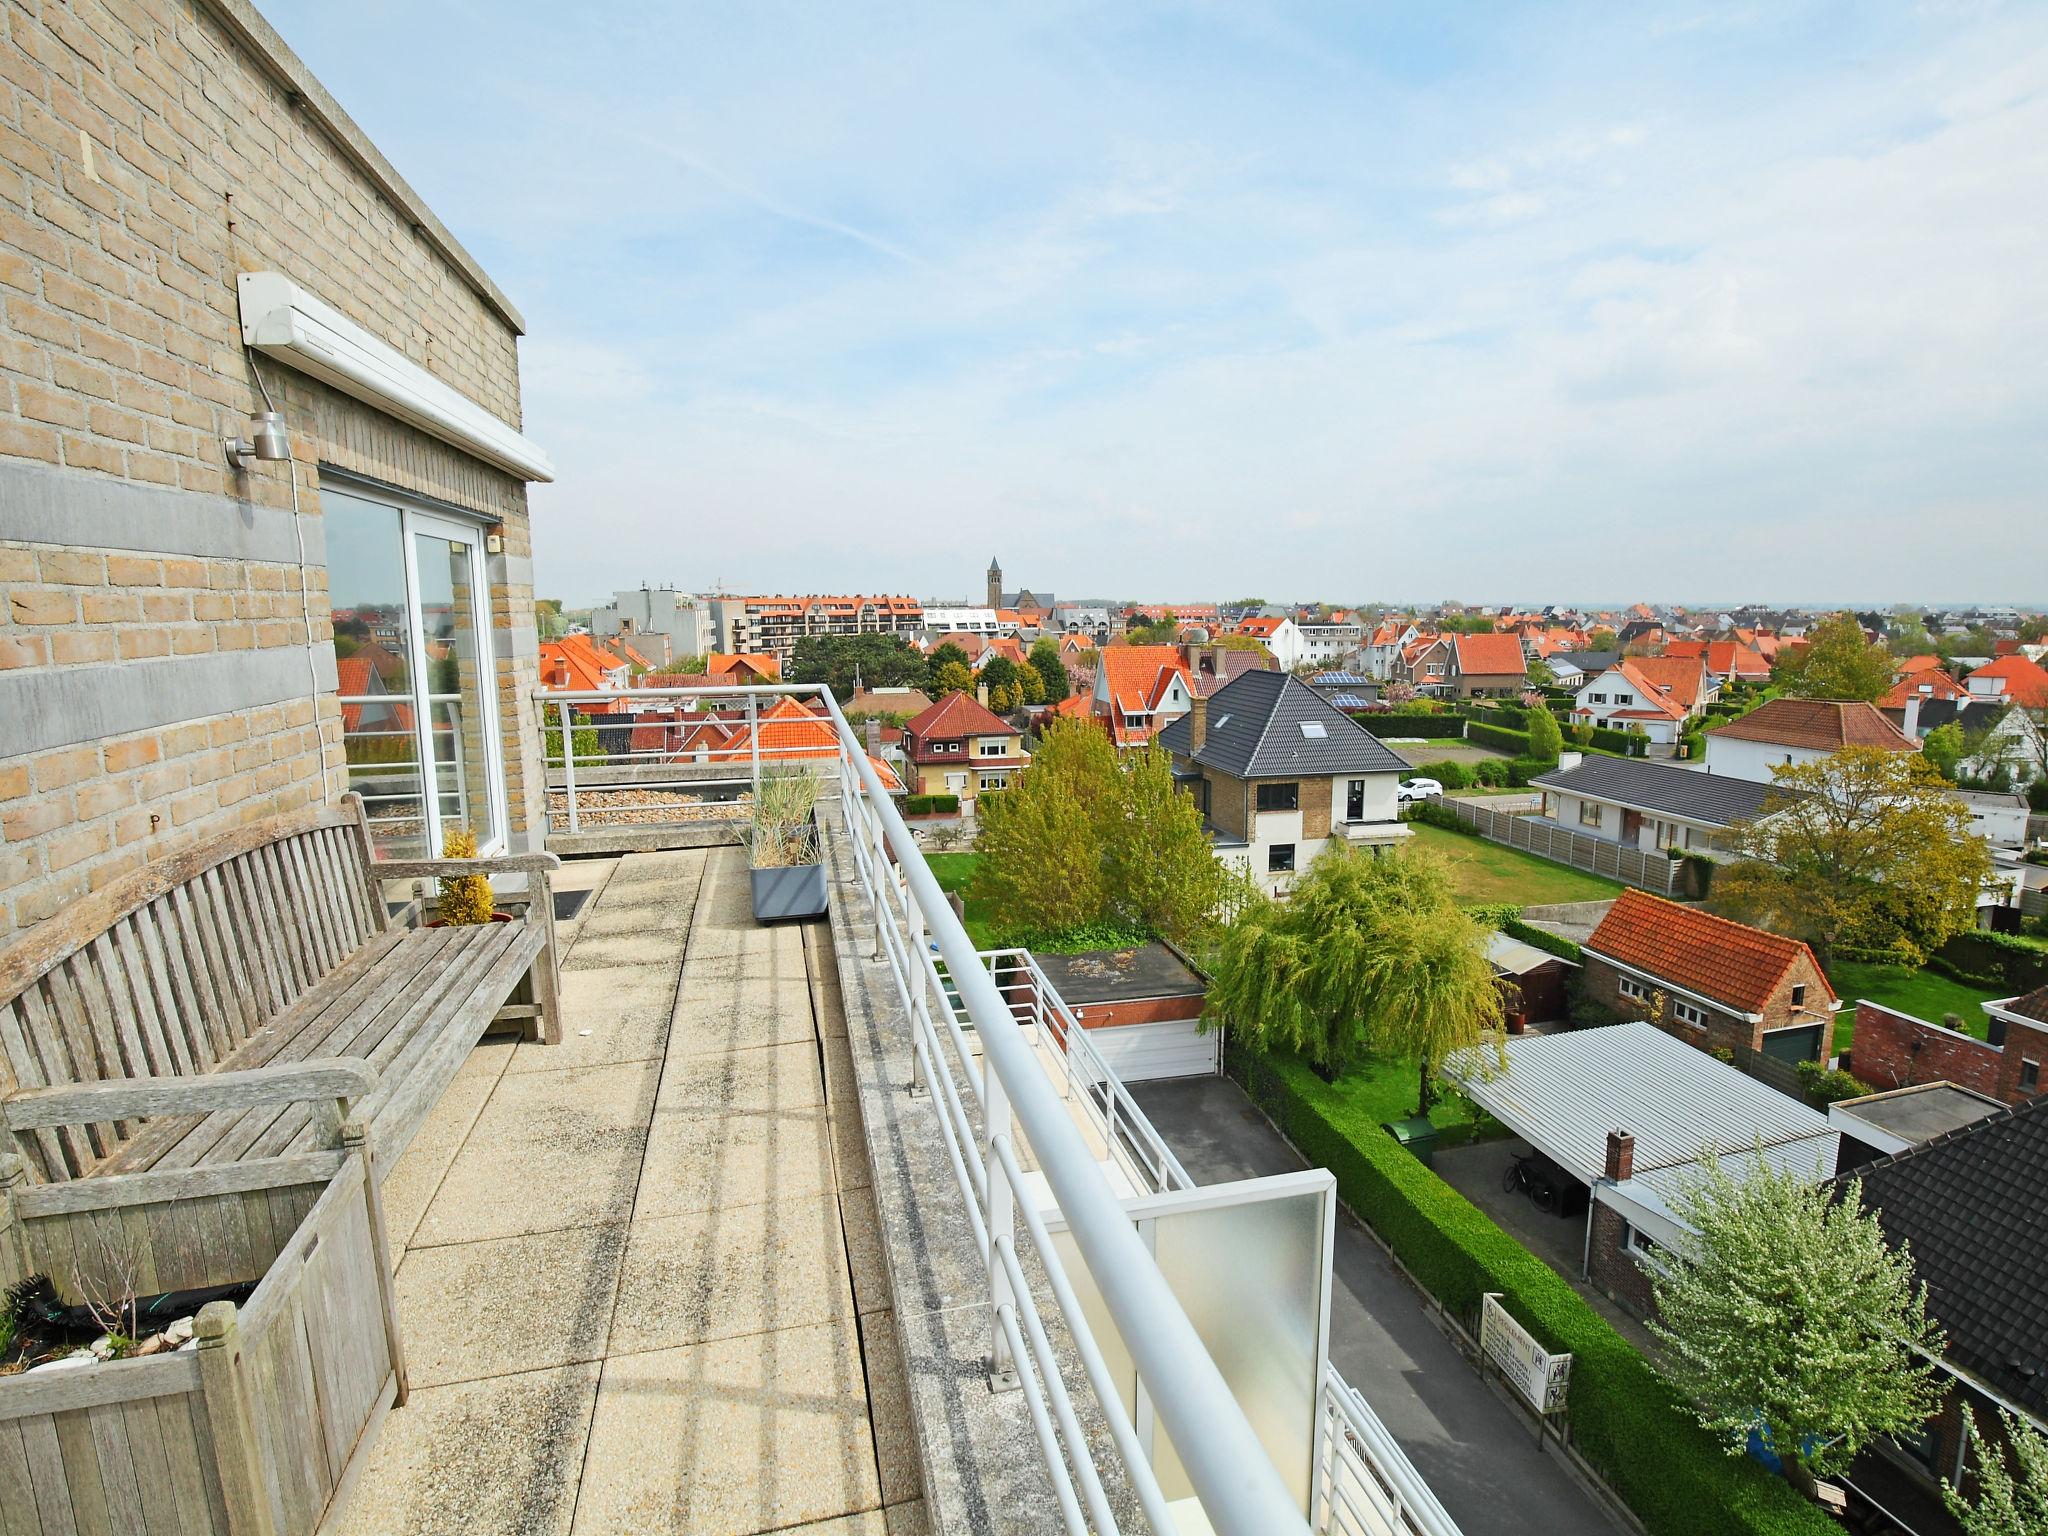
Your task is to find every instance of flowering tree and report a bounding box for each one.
[1649,1154,1946,1500]
[1384,679,1416,705]
[1947,1411,2048,1535]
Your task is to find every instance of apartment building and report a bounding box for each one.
[590,584,711,662]
[706,592,924,663]
[0,0,553,935]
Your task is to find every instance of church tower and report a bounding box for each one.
[986,556,1003,611]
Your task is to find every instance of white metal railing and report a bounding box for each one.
[535,682,1311,1535]
[1316,1365,1464,1536]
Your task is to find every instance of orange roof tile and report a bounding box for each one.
[906,690,1017,744]
[1965,656,2048,708]
[707,652,781,681]
[1879,670,1966,708]
[1705,698,1915,752]
[1588,889,1833,1016]
[1452,632,1527,676]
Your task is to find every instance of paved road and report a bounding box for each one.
[1132,1077,1631,1536]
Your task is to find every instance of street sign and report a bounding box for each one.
[1480,1293,1571,1415]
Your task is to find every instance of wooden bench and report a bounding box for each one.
[0,793,561,1200]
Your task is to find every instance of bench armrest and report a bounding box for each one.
[371,853,563,881]
[3,1059,378,1131]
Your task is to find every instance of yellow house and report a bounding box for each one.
[905,691,1028,804]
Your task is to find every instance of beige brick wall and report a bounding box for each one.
[0,0,543,938]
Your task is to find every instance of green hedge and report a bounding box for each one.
[1230,1049,1840,1536]
[1466,721,1534,755]
[1584,724,1649,755]
[1408,800,1470,833]
[1463,903,1586,962]
[1933,930,2048,993]
[1506,755,1555,787]
[901,793,960,816]
[1358,715,1467,739]
[1459,703,1530,731]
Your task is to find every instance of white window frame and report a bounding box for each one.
[332,486,508,857]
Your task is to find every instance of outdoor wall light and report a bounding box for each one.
[224,410,291,471]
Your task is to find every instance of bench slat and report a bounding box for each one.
[194,866,259,1043]
[20,983,101,1174]
[114,912,189,1080]
[223,852,286,1022]
[0,997,71,1179]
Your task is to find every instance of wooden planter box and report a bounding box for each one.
[0,1147,404,1536]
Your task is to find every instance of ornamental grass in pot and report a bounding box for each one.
[748,768,827,922]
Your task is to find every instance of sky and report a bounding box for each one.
[265,1,2048,609]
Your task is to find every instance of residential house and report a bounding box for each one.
[1661,639,1770,684]
[1703,698,1917,783]
[845,686,934,721]
[1048,604,1114,642]
[1397,635,1455,694]
[1879,669,1968,716]
[1092,646,1197,748]
[1965,654,2048,710]
[1361,622,1419,681]
[1182,642,1278,697]
[1294,621,1366,670]
[1887,698,2046,786]
[707,652,782,683]
[1547,650,1623,687]
[706,593,924,663]
[903,691,1029,805]
[1448,633,1529,698]
[1845,1096,2048,1507]
[1581,890,1840,1063]
[1156,672,1411,896]
[1445,1022,1840,1321]
[540,635,633,713]
[1232,614,1300,667]
[1531,756,1781,858]
[920,606,1004,636]
[1570,656,1712,747]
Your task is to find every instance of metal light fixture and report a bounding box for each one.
[224,410,290,471]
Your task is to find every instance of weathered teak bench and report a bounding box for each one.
[0,792,560,1199]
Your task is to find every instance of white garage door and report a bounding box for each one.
[1084,1018,1219,1082]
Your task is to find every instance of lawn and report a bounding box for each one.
[1323,1052,1482,1137]
[1404,822,1625,906]
[1831,961,2007,1051]
[925,851,998,949]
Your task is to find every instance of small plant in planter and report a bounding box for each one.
[748,768,827,922]
[433,827,504,925]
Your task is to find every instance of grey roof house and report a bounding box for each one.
[1530,756,1782,858]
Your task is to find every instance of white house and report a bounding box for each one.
[920,606,1004,636]
[1293,621,1365,670]
[1571,657,1710,748]
[1702,698,1916,784]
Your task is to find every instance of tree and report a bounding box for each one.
[1648,1155,1945,1500]
[1525,705,1563,761]
[788,633,929,700]
[1777,613,1893,702]
[1205,844,1503,1108]
[1018,664,1045,705]
[1028,637,1070,704]
[1715,746,1991,967]
[981,655,1021,712]
[971,726,1233,948]
[929,642,972,677]
[933,661,974,695]
[1947,1411,2048,1535]
[1125,618,1182,646]
[1921,722,1966,782]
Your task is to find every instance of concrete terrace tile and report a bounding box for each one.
[779,1515,889,1535]
[609,1194,853,1357]
[454,1037,519,1084]
[830,1096,874,1193]
[883,1501,930,1535]
[669,969,819,1057]
[411,1060,658,1245]
[839,1183,893,1317]
[561,927,694,972]
[570,1319,881,1536]
[859,1311,921,1508]
[330,1360,601,1536]
[635,1105,838,1221]
[821,1030,861,1106]
[381,1070,498,1255]
[656,1039,825,1117]
[393,1223,629,1389]
[511,965,678,1075]
[682,944,816,982]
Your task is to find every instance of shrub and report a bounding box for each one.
[1359,714,1466,739]
[1409,801,1469,833]
[1230,1049,1840,1536]
[902,793,961,816]
[1506,756,1553,787]
[1472,758,1508,788]
[1796,1059,1874,1109]
[1935,930,2048,993]
[1414,759,1474,790]
[1466,721,1534,756]
[435,828,497,925]
[2029,779,2048,811]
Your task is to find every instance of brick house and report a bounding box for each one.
[0,0,553,935]
[1448,632,1528,698]
[1582,890,1839,1062]
[1848,985,2048,1105]
[902,690,1027,805]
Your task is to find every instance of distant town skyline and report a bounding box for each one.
[270,1,2048,604]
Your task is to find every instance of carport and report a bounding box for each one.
[1443,1022,1840,1305]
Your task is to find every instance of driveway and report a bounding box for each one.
[1132,1077,1632,1536]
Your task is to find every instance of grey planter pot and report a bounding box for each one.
[750,860,828,922]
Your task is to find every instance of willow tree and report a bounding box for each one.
[1205,843,1504,1108]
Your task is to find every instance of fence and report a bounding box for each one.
[1445,800,1683,895]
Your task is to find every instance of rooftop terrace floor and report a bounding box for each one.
[334,847,924,1535]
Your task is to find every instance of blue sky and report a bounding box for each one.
[267,1,2048,608]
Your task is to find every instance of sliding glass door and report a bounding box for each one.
[328,488,506,857]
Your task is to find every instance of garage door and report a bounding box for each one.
[1084,1018,1219,1081]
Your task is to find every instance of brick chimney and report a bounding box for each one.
[865,717,881,755]
[1603,1130,1635,1182]
[549,658,570,688]
[976,682,990,707]
[1189,694,1209,751]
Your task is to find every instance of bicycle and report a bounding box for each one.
[1502,1150,1561,1214]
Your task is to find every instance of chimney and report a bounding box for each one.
[1603,1131,1635,1182]
[1211,643,1228,676]
[865,717,881,755]
[1189,694,1208,751]
[1902,694,1921,738]
[976,682,989,707]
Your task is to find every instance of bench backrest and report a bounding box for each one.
[0,795,387,1179]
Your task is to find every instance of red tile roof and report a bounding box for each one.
[1452,632,1527,677]
[1588,889,1834,1017]
[1705,698,1915,752]
[906,690,1016,743]
[707,652,781,681]
[1624,655,1708,713]
[1896,654,1945,675]
[1965,656,2048,709]
[1879,670,1966,708]
[540,636,632,708]
[1097,646,1194,745]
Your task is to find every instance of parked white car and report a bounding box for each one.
[1397,777,1444,803]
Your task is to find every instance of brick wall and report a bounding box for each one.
[1070,994,1206,1030]
[0,0,543,936]
[1581,952,1836,1061]
[1586,1202,1658,1319]
[1849,1003,2005,1097]
[1301,779,1332,840]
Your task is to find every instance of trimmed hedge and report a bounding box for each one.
[1231,1049,1841,1536]
[1466,721,1535,755]
[1463,902,1585,962]
[1933,930,2048,994]
[1408,800,1469,833]
[1585,724,1649,756]
[902,793,960,816]
[1506,755,1554,787]
[1358,715,1467,739]
[1459,703,1530,731]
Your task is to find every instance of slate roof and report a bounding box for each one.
[1846,1095,2048,1416]
[1706,698,1915,752]
[1586,889,1833,1017]
[1553,650,1623,675]
[1157,670,1410,780]
[1529,755,1780,827]
[1888,698,2013,736]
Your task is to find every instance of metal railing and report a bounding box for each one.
[1316,1366,1463,1536]
[536,682,1311,1535]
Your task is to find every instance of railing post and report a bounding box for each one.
[746,690,761,804]
[557,699,579,834]
[986,1071,1019,1391]
[907,883,929,1098]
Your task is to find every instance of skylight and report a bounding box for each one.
[1214,715,1230,730]
[1299,721,1327,738]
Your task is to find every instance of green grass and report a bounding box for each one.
[924,851,998,949]
[1832,961,2006,1051]
[1326,1053,1482,1136]
[1405,821,1626,905]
